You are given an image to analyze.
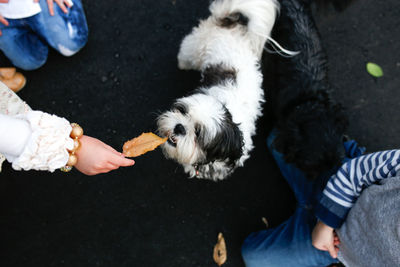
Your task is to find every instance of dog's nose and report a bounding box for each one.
[174,124,186,135]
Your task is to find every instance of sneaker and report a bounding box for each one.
[0,67,26,93]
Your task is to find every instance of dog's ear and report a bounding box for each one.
[204,110,243,166]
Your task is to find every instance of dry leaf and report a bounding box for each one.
[261,217,269,228]
[123,132,167,157]
[213,233,227,266]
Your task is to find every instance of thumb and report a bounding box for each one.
[326,243,338,258]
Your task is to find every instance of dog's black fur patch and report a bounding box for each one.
[218,12,249,28]
[313,0,358,12]
[264,0,349,180]
[197,106,243,167]
[172,102,188,115]
[200,64,237,87]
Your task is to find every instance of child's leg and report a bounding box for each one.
[29,0,88,57]
[0,20,49,70]
[242,207,336,267]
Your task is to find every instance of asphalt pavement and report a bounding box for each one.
[0,0,399,266]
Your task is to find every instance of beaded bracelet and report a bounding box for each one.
[60,123,84,172]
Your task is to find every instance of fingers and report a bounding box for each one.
[54,0,68,13]
[333,231,340,246]
[333,237,340,246]
[47,0,55,16]
[64,0,72,8]
[101,142,135,166]
[0,15,9,27]
[47,0,69,16]
[112,154,135,167]
[326,244,338,259]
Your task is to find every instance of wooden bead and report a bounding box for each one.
[72,139,81,152]
[70,123,83,139]
[67,154,78,166]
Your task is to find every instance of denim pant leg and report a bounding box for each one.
[266,128,315,205]
[29,0,88,57]
[0,20,49,70]
[241,129,335,266]
[241,130,365,266]
[242,207,335,267]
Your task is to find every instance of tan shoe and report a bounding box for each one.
[0,67,17,79]
[0,68,26,93]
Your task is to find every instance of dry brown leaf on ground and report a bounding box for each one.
[123,132,167,157]
[261,217,269,228]
[213,232,227,266]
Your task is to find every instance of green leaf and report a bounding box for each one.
[366,62,383,77]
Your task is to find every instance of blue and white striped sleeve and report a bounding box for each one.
[315,149,400,228]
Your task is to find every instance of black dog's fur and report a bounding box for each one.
[264,0,349,179]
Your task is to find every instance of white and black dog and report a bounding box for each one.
[157,0,280,181]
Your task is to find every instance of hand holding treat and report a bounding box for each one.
[75,135,135,176]
[123,132,167,157]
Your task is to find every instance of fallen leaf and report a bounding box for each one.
[123,132,167,157]
[213,233,227,266]
[261,217,269,228]
[366,62,383,77]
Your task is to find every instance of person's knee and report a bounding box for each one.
[11,54,47,71]
[56,32,88,57]
[241,240,265,267]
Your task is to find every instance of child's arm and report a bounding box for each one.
[315,149,400,228]
[1,111,134,174]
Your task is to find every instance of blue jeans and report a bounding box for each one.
[0,0,88,70]
[241,129,365,267]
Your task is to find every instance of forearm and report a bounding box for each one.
[315,149,400,228]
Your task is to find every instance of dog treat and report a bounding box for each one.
[213,233,227,266]
[123,132,167,157]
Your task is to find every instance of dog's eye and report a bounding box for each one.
[173,103,187,115]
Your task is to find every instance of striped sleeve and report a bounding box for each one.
[315,149,400,228]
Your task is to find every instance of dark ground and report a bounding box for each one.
[0,0,399,266]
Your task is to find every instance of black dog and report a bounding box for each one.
[264,0,349,179]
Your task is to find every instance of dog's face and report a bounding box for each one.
[157,93,243,179]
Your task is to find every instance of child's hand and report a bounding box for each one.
[34,0,72,16]
[311,220,340,258]
[0,0,10,36]
[0,14,8,35]
[74,135,135,176]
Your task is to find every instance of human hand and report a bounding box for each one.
[311,220,340,258]
[0,0,10,36]
[74,135,135,176]
[34,0,72,16]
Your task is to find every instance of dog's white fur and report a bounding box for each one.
[157,0,279,181]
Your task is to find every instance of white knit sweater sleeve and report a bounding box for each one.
[1,111,74,172]
[0,114,32,159]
